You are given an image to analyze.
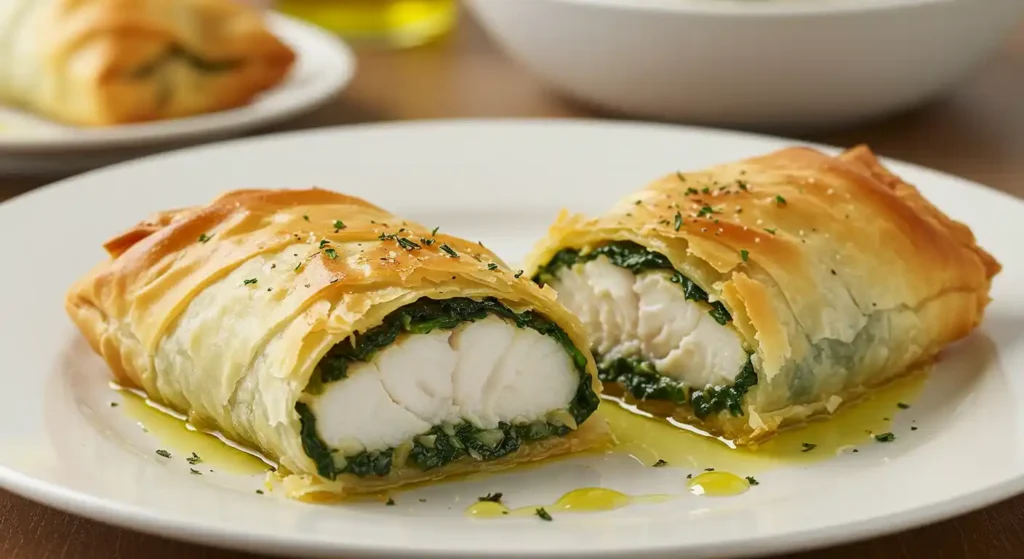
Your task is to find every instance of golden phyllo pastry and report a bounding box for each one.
[66,189,606,498]
[525,146,999,445]
[0,0,295,126]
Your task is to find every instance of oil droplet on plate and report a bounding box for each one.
[465,501,511,518]
[465,488,670,519]
[550,487,632,512]
[687,471,749,497]
[115,386,274,476]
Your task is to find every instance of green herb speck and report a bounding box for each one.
[897,402,910,409]
[653,459,668,468]
[243,278,257,286]
[156,449,171,459]
[478,492,503,503]
[764,228,777,235]
[745,476,759,486]
[386,498,395,506]
[190,468,202,475]
[333,220,346,230]
[198,233,212,243]
[187,452,201,465]
[740,249,749,262]
[801,442,817,452]
[324,248,338,259]
[775,195,787,207]
[535,507,553,521]
[256,490,264,495]
[875,432,896,442]
[514,270,524,279]
[674,211,683,231]
[487,263,499,271]
[439,244,459,258]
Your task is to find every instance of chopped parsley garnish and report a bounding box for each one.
[697,205,717,218]
[186,452,201,465]
[397,237,422,251]
[324,248,338,259]
[333,220,346,230]
[897,402,910,409]
[701,187,710,195]
[676,172,686,182]
[634,200,642,205]
[319,239,331,248]
[775,195,787,206]
[256,490,264,495]
[764,228,777,235]
[478,492,503,503]
[303,214,310,221]
[535,507,553,521]
[156,449,171,458]
[386,498,395,506]
[439,244,459,258]
[198,233,212,243]
[431,226,440,236]
[745,476,759,486]
[420,238,435,246]
[294,262,302,272]
[686,474,692,479]
[740,249,749,262]
[911,426,918,431]
[704,467,715,472]
[874,432,896,442]
[652,459,668,468]
[487,263,499,271]
[673,211,683,231]
[243,278,257,285]
[801,442,817,452]
[514,270,524,279]
[736,180,748,191]
[686,187,699,195]
[109,402,119,407]
[190,468,202,475]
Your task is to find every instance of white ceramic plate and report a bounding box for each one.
[0,120,1021,558]
[0,13,355,174]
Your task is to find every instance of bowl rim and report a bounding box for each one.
[533,0,956,17]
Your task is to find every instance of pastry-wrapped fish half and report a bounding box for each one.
[66,189,606,498]
[525,146,1000,445]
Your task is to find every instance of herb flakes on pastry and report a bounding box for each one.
[526,145,999,445]
[66,188,606,499]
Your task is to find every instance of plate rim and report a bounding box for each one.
[0,118,1021,558]
[0,12,356,154]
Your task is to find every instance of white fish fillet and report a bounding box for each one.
[553,257,747,387]
[309,316,580,453]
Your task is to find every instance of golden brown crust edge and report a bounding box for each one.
[524,145,999,443]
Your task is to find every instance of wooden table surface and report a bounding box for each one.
[1,10,1022,559]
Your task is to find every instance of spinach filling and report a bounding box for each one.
[598,356,757,419]
[131,45,243,80]
[536,241,756,418]
[533,241,732,325]
[296,297,600,480]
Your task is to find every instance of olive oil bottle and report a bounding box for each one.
[276,0,457,48]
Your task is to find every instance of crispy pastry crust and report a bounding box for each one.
[524,146,999,444]
[0,0,295,125]
[66,188,605,495]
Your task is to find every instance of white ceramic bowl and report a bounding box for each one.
[466,0,1024,129]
